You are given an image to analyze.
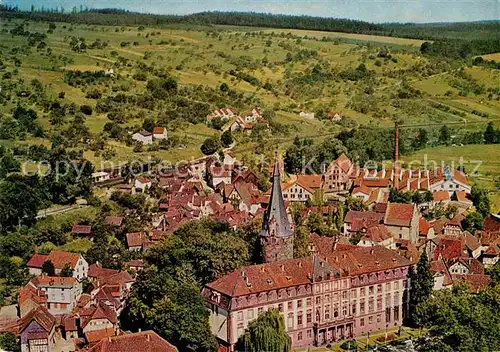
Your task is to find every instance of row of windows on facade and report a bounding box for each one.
[47,302,69,309]
[232,280,405,314]
[236,306,402,339]
[283,193,307,199]
[236,292,400,322]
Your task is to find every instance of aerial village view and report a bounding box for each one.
[0,0,499,351]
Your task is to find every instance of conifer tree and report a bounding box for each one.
[409,251,434,326]
[241,309,291,352]
[41,260,55,276]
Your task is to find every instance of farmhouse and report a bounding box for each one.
[134,176,152,192]
[207,107,237,121]
[153,127,168,139]
[26,250,89,281]
[132,130,153,144]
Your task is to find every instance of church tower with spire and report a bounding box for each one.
[260,159,294,263]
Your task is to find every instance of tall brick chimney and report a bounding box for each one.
[394,123,400,190]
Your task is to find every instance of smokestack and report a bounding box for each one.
[394,123,400,190]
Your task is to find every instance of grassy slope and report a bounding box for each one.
[0,20,499,175]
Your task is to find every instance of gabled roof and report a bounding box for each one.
[352,185,371,196]
[433,235,466,261]
[135,130,153,137]
[47,250,81,269]
[344,210,384,224]
[26,254,49,269]
[207,245,411,298]
[361,224,393,243]
[126,232,147,248]
[19,306,55,334]
[455,191,472,204]
[153,127,166,134]
[72,224,92,234]
[419,217,433,236]
[135,176,151,184]
[484,214,500,233]
[81,302,117,328]
[384,203,414,227]
[19,283,47,306]
[86,328,116,344]
[89,331,177,352]
[329,153,352,173]
[295,174,322,190]
[104,216,123,227]
[433,191,450,202]
[88,264,120,281]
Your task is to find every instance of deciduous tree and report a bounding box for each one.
[240,309,291,352]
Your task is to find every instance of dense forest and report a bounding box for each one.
[1,6,499,44]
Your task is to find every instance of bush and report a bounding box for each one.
[340,340,358,350]
[80,105,93,115]
[200,137,220,155]
[221,130,233,148]
[133,144,143,153]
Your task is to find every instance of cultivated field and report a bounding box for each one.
[0,19,499,171]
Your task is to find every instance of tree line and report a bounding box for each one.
[1,5,499,46]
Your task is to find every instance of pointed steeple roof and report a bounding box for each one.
[260,159,293,238]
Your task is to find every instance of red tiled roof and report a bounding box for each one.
[47,250,81,269]
[419,217,432,236]
[88,264,120,281]
[352,185,371,196]
[77,294,92,308]
[104,216,123,227]
[135,176,151,184]
[464,232,480,251]
[330,153,352,173]
[208,246,410,298]
[72,224,92,234]
[296,174,322,190]
[484,215,500,233]
[362,224,393,243]
[19,306,55,334]
[26,254,48,269]
[19,283,47,306]
[63,315,78,331]
[81,302,117,328]
[86,328,116,344]
[433,236,465,261]
[394,239,420,264]
[344,210,384,224]
[100,271,134,286]
[384,203,414,227]
[360,178,390,188]
[126,232,147,248]
[373,203,388,213]
[433,191,450,202]
[153,127,165,134]
[452,169,469,186]
[89,331,177,352]
[125,259,144,268]
[455,191,472,203]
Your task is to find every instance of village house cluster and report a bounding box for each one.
[207,106,264,133]
[3,147,498,351]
